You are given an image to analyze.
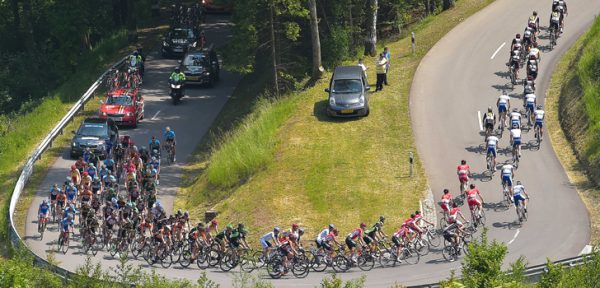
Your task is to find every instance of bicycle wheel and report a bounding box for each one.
[442,245,457,262]
[478,209,487,226]
[311,252,329,272]
[332,255,349,273]
[357,254,375,271]
[379,248,394,267]
[196,246,211,270]
[240,251,256,273]
[62,236,70,254]
[160,249,173,269]
[427,229,441,247]
[130,240,144,259]
[207,248,221,267]
[219,252,235,272]
[266,259,283,279]
[413,239,431,256]
[401,247,420,265]
[252,250,267,269]
[109,239,119,257]
[292,255,310,278]
[93,233,104,252]
[180,248,193,268]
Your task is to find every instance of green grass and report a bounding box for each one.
[177,0,495,239]
[546,16,600,241]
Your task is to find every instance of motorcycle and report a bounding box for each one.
[169,80,185,104]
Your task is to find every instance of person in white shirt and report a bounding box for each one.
[497,94,511,128]
[510,108,522,129]
[486,135,500,170]
[524,93,537,124]
[534,105,545,139]
[260,227,281,258]
[510,127,522,157]
[501,163,515,195]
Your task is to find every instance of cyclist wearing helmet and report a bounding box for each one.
[150,156,161,184]
[207,219,218,240]
[526,54,539,80]
[497,94,511,129]
[321,228,340,255]
[510,107,522,129]
[509,34,523,63]
[346,223,367,261]
[60,215,74,238]
[38,199,50,227]
[534,105,545,139]
[528,42,541,63]
[316,224,335,250]
[260,227,282,258]
[70,165,81,186]
[523,75,536,95]
[149,136,161,157]
[457,160,471,193]
[229,223,249,249]
[214,224,234,251]
[163,126,177,162]
[524,93,537,123]
[528,11,540,33]
[49,184,60,206]
[510,124,523,157]
[482,107,496,136]
[513,181,530,217]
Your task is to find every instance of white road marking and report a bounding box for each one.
[491,42,506,59]
[151,110,161,120]
[478,111,483,131]
[508,229,520,245]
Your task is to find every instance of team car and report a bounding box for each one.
[180,45,220,87]
[99,88,145,127]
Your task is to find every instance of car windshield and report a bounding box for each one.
[106,95,133,105]
[332,79,362,93]
[78,124,107,138]
[183,54,208,66]
[171,29,192,39]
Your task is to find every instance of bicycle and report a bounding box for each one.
[512,143,520,168]
[549,25,557,49]
[163,142,175,165]
[442,233,470,262]
[502,183,513,206]
[534,124,542,147]
[486,150,495,177]
[380,241,420,267]
[57,231,71,254]
[509,62,518,87]
[517,196,530,224]
[38,215,48,240]
[470,204,486,228]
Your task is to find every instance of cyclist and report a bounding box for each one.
[150,156,161,185]
[163,126,177,162]
[442,220,466,255]
[279,233,300,275]
[149,136,161,157]
[501,163,515,195]
[59,215,74,243]
[363,222,384,250]
[509,34,523,62]
[345,223,367,262]
[508,49,521,79]
[528,11,540,34]
[513,181,530,217]
[391,224,410,261]
[440,189,453,219]
[229,224,250,250]
[482,107,496,137]
[103,156,115,173]
[91,176,102,196]
[65,182,78,207]
[486,134,499,171]
[81,171,92,191]
[38,200,50,229]
[526,55,539,80]
[534,105,545,140]
[510,126,523,158]
[113,143,125,164]
[321,228,340,257]
[457,160,471,194]
[524,93,537,124]
[497,94,511,129]
[207,219,219,241]
[70,165,81,187]
[414,210,434,232]
[466,184,484,219]
[315,224,334,250]
[553,0,567,32]
[550,9,561,35]
[214,224,234,251]
[98,164,109,181]
[523,24,536,49]
[448,202,467,230]
[49,184,60,211]
[528,42,541,63]
[523,75,536,95]
[56,189,67,218]
[510,108,522,129]
[80,186,93,205]
[260,227,282,259]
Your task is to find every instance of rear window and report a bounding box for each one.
[172,29,194,39]
[106,95,133,105]
[332,79,362,93]
[183,54,208,66]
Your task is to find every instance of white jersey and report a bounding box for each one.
[498,95,510,105]
[501,164,514,176]
[261,232,277,243]
[487,136,499,148]
[534,109,545,121]
[513,185,525,196]
[511,128,522,138]
[529,48,540,58]
[316,228,330,243]
[510,112,521,121]
[525,94,536,104]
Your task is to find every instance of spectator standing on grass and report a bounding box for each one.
[375,53,388,92]
[383,47,391,85]
[358,58,368,82]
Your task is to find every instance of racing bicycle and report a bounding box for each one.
[516,196,530,224]
[534,123,543,147]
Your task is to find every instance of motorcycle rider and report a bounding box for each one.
[169,67,186,99]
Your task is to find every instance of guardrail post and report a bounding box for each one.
[409,151,414,177]
[411,32,416,55]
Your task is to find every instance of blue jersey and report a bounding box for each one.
[87,167,97,178]
[149,139,161,148]
[164,130,176,140]
[60,219,73,232]
[66,186,77,199]
[151,160,160,170]
[39,204,50,214]
[104,158,115,168]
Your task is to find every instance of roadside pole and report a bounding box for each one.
[411,32,416,55]
[409,151,414,177]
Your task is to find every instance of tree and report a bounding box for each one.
[307,0,324,79]
[364,0,378,56]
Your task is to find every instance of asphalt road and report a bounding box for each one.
[21,1,600,287]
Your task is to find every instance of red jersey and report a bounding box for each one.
[466,188,480,199]
[457,164,470,175]
[441,193,452,203]
[348,228,364,240]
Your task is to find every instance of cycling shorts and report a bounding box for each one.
[443,231,456,242]
[487,146,497,158]
[498,104,507,113]
[485,122,494,130]
[363,236,374,245]
[513,194,526,206]
[345,237,357,249]
[526,102,534,111]
[260,239,272,249]
[39,212,49,218]
[511,119,520,129]
[535,120,543,128]
[459,175,469,183]
[468,198,481,207]
[67,194,76,201]
[502,175,513,186]
[392,235,403,247]
[278,244,292,255]
[513,137,521,147]
[322,241,333,251]
[50,194,57,201]
[440,201,450,212]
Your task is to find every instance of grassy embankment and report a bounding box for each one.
[177,0,495,238]
[546,16,600,241]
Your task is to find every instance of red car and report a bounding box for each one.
[99,88,145,128]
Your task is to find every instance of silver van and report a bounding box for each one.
[324,66,370,117]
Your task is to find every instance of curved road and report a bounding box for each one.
[22,1,600,287]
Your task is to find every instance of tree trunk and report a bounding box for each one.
[269,2,279,96]
[308,0,324,79]
[364,0,378,56]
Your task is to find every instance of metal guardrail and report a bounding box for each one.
[2,55,595,285]
[6,56,128,278]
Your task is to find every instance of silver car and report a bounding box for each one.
[325,66,370,117]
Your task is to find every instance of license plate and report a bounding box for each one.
[110,117,123,122]
[187,76,199,81]
[341,109,354,114]
[173,48,183,52]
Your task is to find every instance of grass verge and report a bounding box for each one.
[546,16,600,241]
[177,0,495,238]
